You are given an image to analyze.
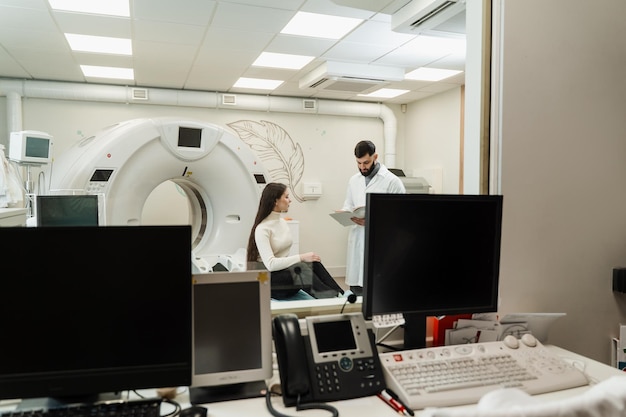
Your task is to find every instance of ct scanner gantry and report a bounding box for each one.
[48,117,270,273]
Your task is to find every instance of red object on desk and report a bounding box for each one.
[431,314,473,346]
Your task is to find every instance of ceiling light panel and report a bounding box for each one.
[253,52,314,70]
[233,77,284,90]
[405,67,462,81]
[65,33,132,55]
[359,88,410,98]
[281,11,363,39]
[80,65,133,79]
[48,0,130,17]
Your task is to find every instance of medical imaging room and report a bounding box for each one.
[1,1,626,417]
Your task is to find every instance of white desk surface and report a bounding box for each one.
[175,345,624,417]
[1,345,623,417]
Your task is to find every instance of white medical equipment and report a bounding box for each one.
[9,130,54,165]
[48,117,270,273]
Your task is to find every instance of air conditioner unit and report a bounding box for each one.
[392,0,466,34]
[299,61,404,94]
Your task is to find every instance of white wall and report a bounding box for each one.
[493,0,626,363]
[404,87,462,194]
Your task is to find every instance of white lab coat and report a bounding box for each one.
[341,163,405,287]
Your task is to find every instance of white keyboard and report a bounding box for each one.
[378,334,589,410]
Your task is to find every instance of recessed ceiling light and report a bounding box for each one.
[281,11,362,40]
[233,77,284,90]
[405,68,463,81]
[48,0,130,17]
[80,65,134,80]
[359,88,410,99]
[253,52,315,70]
[65,33,132,55]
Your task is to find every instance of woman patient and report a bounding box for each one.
[246,182,344,300]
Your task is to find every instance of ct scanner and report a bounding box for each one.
[48,117,270,273]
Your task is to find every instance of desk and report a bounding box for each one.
[147,345,626,417]
[1,346,622,417]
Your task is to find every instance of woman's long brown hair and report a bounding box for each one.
[246,182,287,262]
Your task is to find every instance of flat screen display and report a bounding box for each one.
[362,193,503,348]
[178,127,202,148]
[312,320,357,353]
[0,225,192,403]
[36,194,99,227]
[25,136,51,158]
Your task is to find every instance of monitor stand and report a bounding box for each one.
[403,313,428,350]
[189,381,267,404]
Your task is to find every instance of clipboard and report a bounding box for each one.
[329,207,365,226]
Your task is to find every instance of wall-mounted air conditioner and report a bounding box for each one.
[392,0,466,34]
[299,61,404,94]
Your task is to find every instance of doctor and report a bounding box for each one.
[341,140,405,295]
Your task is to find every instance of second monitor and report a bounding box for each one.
[189,270,273,404]
[36,194,101,226]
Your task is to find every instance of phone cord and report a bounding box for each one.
[264,389,339,417]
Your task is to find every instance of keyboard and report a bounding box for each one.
[378,334,589,410]
[1,398,162,417]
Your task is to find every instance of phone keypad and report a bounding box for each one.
[315,363,340,394]
[313,358,383,397]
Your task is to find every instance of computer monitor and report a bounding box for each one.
[362,193,503,349]
[0,225,192,407]
[189,270,272,404]
[9,130,53,165]
[36,194,100,226]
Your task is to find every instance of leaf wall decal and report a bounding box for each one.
[228,120,306,202]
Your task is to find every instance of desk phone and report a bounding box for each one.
[272,312,385,407]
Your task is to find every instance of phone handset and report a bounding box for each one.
[271,314,339,417]
[272,313,310,399]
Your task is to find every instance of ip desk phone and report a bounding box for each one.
[272,312,385,407]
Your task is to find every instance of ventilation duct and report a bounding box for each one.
[299,61,404,94]
[392,0,466,34]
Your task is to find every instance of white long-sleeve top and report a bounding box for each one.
[254,211,301,271]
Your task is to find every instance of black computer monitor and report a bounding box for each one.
[36,194,99,226]
[362,193,503,349]
[0,225,192,407]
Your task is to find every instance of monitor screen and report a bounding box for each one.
[362,193,503,349]
[36,194,99,226]
[189,271,272,404]
[0,225,192,405]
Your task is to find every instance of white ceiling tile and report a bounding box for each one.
[133,0,217,25]
[211,2,294,32]
[200,27,273,51]
[134,20,205,45]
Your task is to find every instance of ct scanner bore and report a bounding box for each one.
[48,117,270,273]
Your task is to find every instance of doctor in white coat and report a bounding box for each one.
[341,140,405,294]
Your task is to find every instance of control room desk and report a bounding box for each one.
[0,345,622,417]
[161,345,624,417]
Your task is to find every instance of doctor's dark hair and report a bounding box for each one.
[246,182,288,262]
[354,140,376,158]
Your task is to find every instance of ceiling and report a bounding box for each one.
[0,0,467,105]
